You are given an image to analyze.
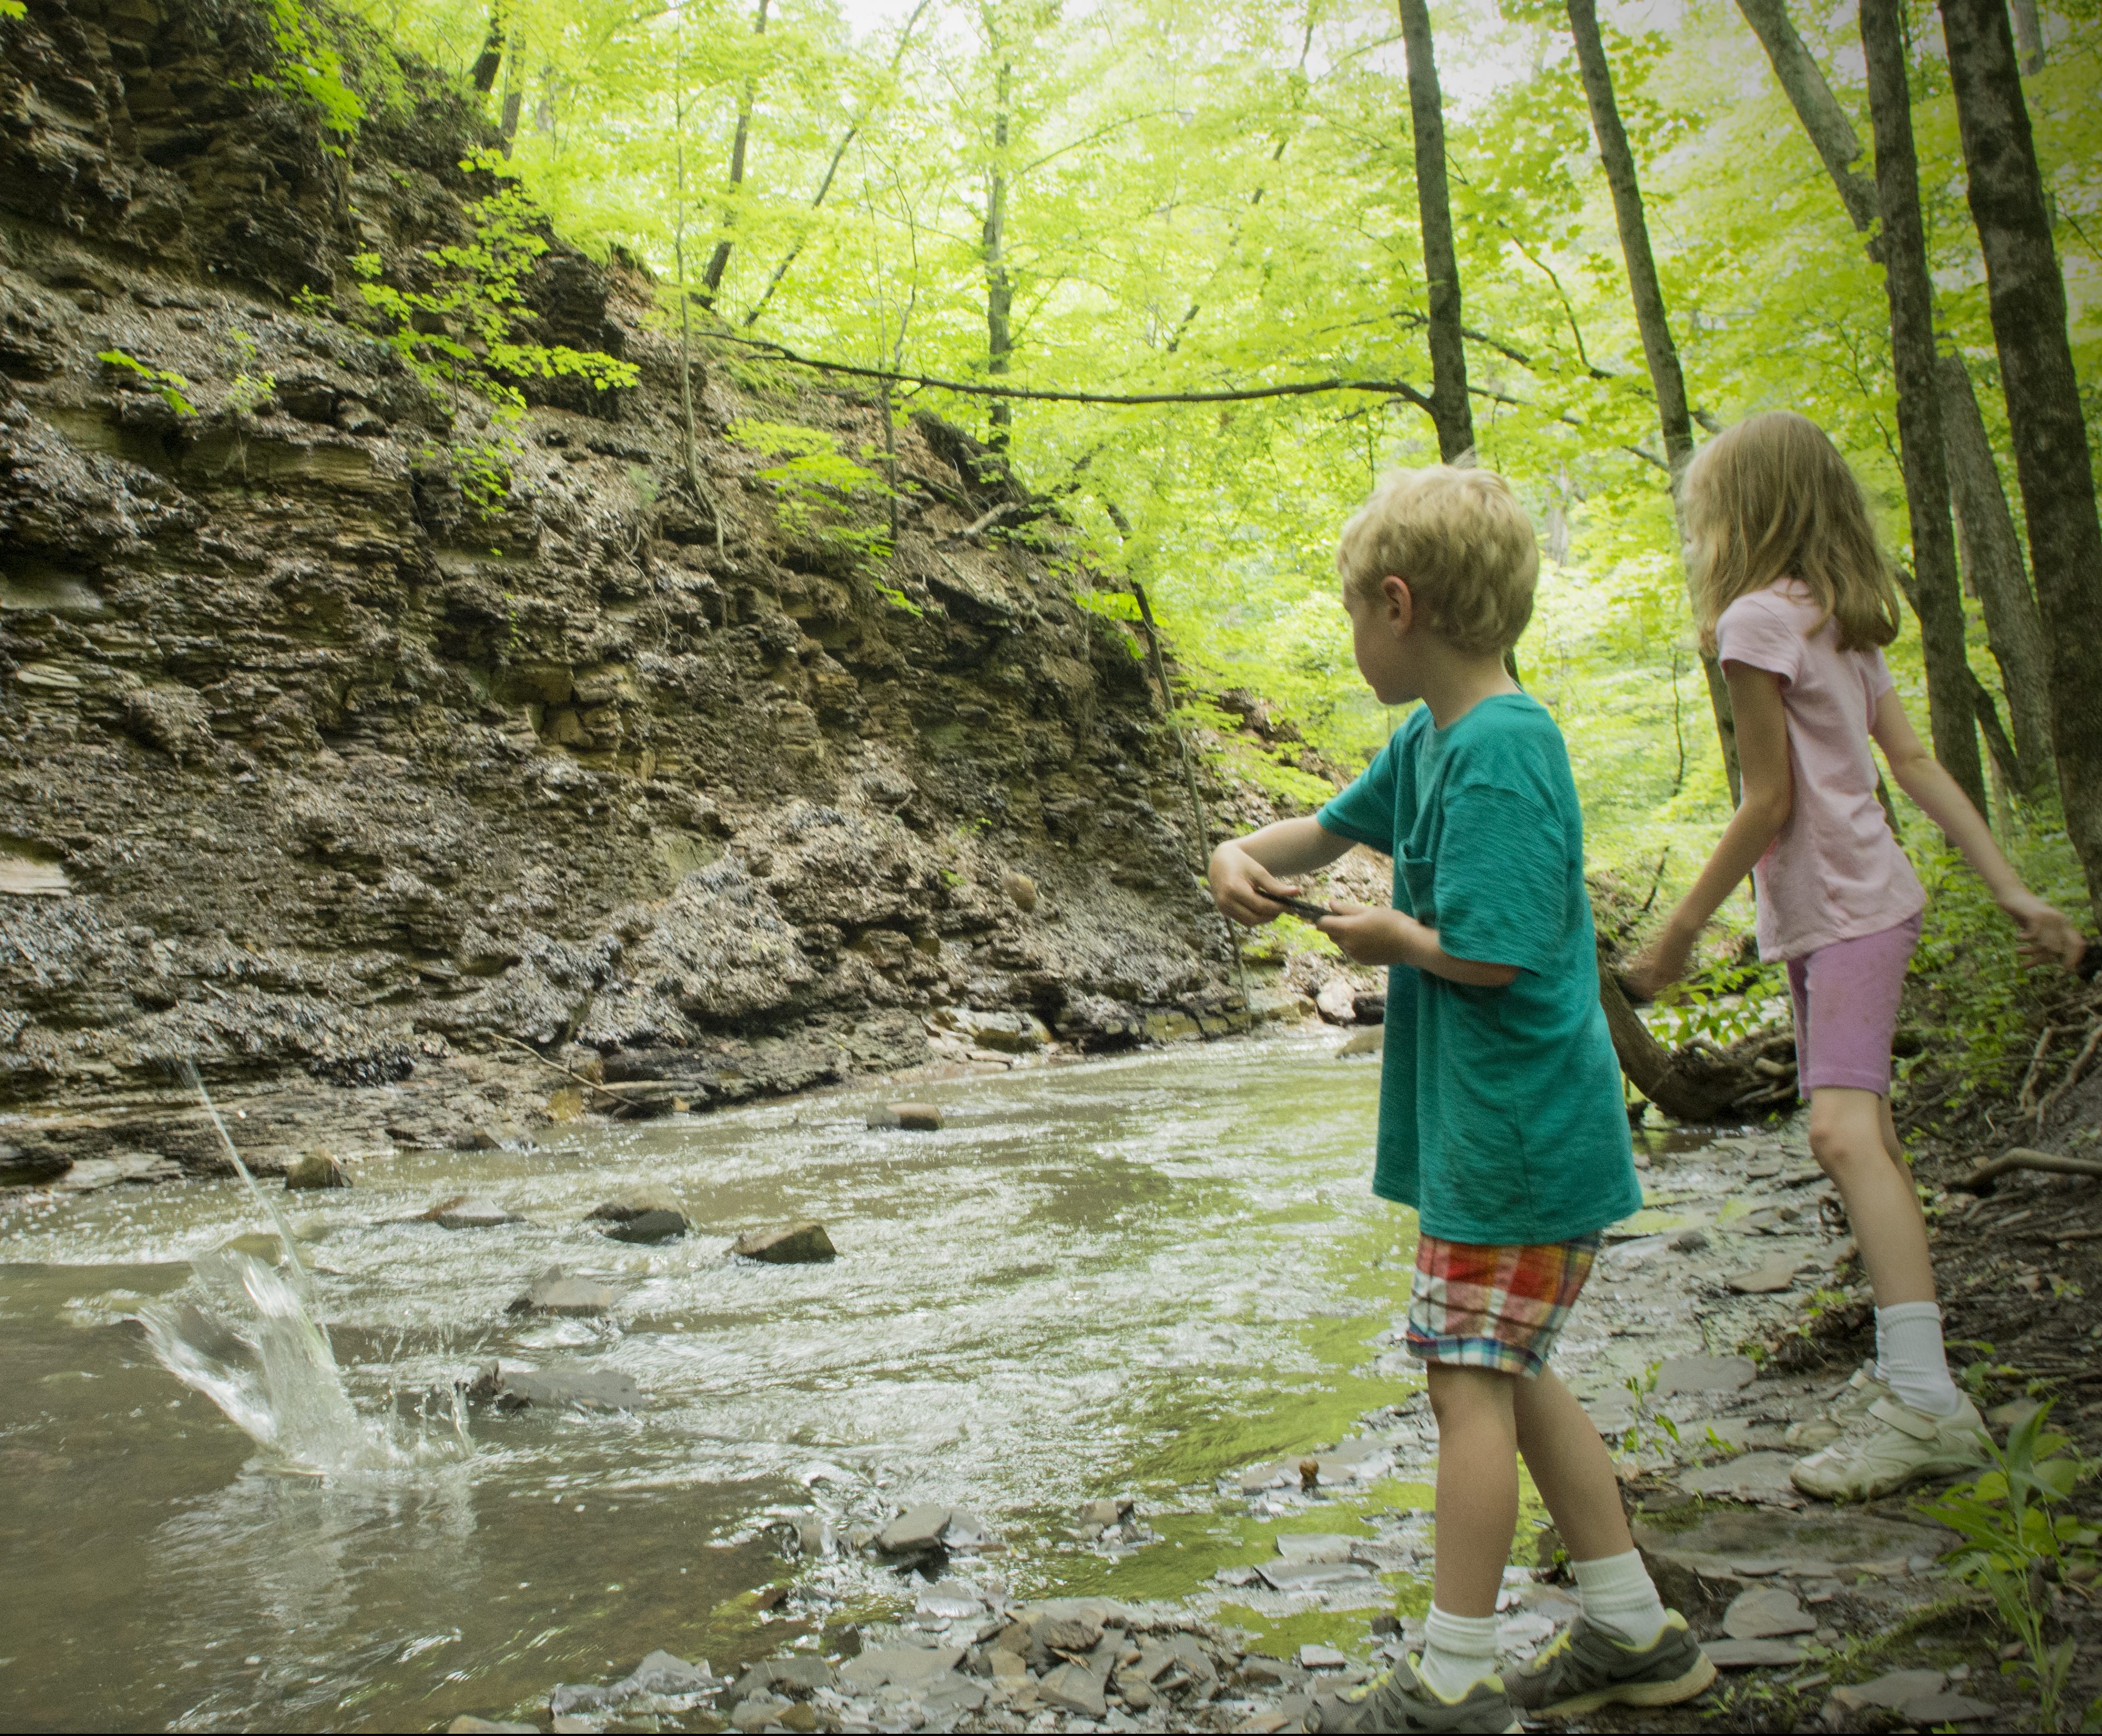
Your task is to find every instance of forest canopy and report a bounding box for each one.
[334,0,2098,892]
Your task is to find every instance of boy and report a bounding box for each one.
[1208,466,1716,1733]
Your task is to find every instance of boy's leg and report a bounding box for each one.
[1421,1366,1517,1700]
[1502,1370,1715,1716]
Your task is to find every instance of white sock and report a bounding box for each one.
[1876,1302,1963,1417]
[1572,1549,1669,1649]
[1419,1604,1499,1700]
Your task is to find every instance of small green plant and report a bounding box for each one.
[1646,956,1788,1049]
[0,1,25,22]
[256,0,364,147]
[1923,1402,2099,1732]
[223,330,277,416]
[1616,1362,1682,1459]
[727,418,892,563]
[290,285,331,319]
[98,349,198,417]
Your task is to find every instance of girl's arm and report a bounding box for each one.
[1870,691,2087,968]
[1208,816,1353,925]
[1625,663,1795,996]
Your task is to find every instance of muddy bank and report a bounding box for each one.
[0,0,1394,1183]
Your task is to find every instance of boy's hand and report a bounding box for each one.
[1209,840,1315,927]
[1622,918,1698,1002]
[2003,892,2089,972]
[1316,901,1416,966]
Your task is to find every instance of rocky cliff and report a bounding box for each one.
[0,0,1324,1182]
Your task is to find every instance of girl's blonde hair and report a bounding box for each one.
[1680,411,1901,655]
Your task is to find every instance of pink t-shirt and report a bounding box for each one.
[1714,579,1924,961]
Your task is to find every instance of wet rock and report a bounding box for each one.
[506,1265,615,1317]
[725,1656,833,1706]
[284,1151,349,1190]
[1072,1495,1135,1539]
[1335,1027,1382,1056]
[1256,1557,1377,1592]
[1705,1638,1807,1668]
[1351,992,1386,1024]
[1275,1534,1357,1564]
[793,1515,835,1558]
[1722,1585,1816,1640]
[467,1360,640,1412]
[447,1719,538,1734]
[1676,1451,1803,1505]
[585,1187,687,1238]
[875,1502,960,1555]
[1298,1644,1348,1669]
[729,1221,836,1264]
[1824,1668,1994,1723]
[1669,1227,1710,1252]
[424,1196,524,1229]
[614,1650,713,1697]
[601,1208,687,1244]
[549,1683,608,1715]
[838,1643,965,1693]
[868,1102,943,1131]
[937,1007,1053,1054]
[1037,1661,1107,1718]
[1652,1354,1756,1398]
[1726,1254,1804,1294]
[1002,870,1038,912]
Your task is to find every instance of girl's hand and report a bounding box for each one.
[1209,841,1307,927]
[1317,901,1416,966]
[2003,893,2089,972]
[1623,920,1698,1002]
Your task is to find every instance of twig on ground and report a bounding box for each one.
[2017,1025,2057,1120]
[491,1033,646,1106]
[1950,1146,2102,1194]
[2037,1018,2102,1129]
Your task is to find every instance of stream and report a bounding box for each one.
[0,1034,1463,1733]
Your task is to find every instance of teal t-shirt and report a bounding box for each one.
[1316,693,1640,1246]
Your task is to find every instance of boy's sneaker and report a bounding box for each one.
[1790,1394,1990,1500]
[1504,1612,1715,1716]
[1321,1656,1519,1733]
[1784,1362,1890,1452]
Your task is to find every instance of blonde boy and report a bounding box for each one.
[1209,467,1713,1732]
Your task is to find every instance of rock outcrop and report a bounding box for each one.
[0,0,1290,1176]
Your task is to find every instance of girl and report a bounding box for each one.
[1627,411,2087,1502]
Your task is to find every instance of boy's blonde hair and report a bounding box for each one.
[1336,464,1538,654]
[1680,410,1901,655]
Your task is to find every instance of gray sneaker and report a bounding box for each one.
[1322,1656,1520,1734]
[1505,1612,1716,1717]
[1785,1361,1891,1452]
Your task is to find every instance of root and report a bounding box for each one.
[1948,1145,2102,1195]
[2036,1017,2102,1129]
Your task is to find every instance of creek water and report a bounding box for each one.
[0,1034,1437,1732]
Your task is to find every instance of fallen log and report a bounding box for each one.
[1597,967,1789,1121]
[1948,1146,2102,1195]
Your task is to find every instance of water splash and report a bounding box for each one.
[177,1059,313,1300]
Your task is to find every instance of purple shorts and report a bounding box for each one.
[1786,912,1921,1097]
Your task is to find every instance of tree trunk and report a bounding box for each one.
[701,0,770,304]
[1859,0,1988,819]
[2009,0,2045,73]
[1565,0,1741,803]
[1938,354,2052,792]
[1938,0,2102,922]
[470,6,504,93]
[1394,0,1472,463]
[982,54,1014,448]
[1732,0,1879,232]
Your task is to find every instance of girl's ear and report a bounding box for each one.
[1382,573,1414,634]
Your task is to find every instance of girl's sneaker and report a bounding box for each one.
[1789,1395,1991,1500]
[1504,1612,1715,1717]
[1324,1656,1520,1733]
[1784,1361,1890,1452]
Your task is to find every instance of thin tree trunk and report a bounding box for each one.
[1732,0,1880,232]
[2009,0,2045,73]
[1394,0,1472,463]
[470,5,504,93]
[1859,0,1988,818]
[1565,0,1741,803]
[982,54,1014,450]
[701,0,770,304]
[497,30,523,157]
[671,6,720,551]
[1938,0,2102,922]
[1938,354,2052,791]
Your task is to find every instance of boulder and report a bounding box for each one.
[868,1102,943,1131]
[1037,1662,1107,1718]
[284,1151,349,1190]
[729,1221,836,1264]
[1336,1028,1382,1057]
[585,1189,687,1244]
[467,1361,641,1413]
[1002,870,1038,912]
[423,1196,523,1229]
[600,1209,687,1244]
[1072,1495,1135,1540]
[875,1503,953,1555]
[1351,992,1386,1024]
[506,1265,615,1316]
[1315,978,1358,1024]
[725,1656,833,1706]
[613,1650,712,1697]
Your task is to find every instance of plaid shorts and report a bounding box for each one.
[1404,1232,1601,1378]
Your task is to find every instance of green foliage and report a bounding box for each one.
[727,417,891,562]
[98,349,198,417]
[0,0,24,21]
[1615,1361,1682,1460]
[222,330,277,416]
[1646,957,1789,1050]
[1924,1403,2098,1730]
[257,0,366,144]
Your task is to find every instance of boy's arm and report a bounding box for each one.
[1208,817,1352,925]
[1626,663,1794,995]
[1871,691,2086,969]
[1320,903,1519,987]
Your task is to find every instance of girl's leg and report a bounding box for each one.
[1422,1365,1518,1696]
[1808,1085,1934,1304]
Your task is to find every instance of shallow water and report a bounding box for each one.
[0,1035,1437,1731]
